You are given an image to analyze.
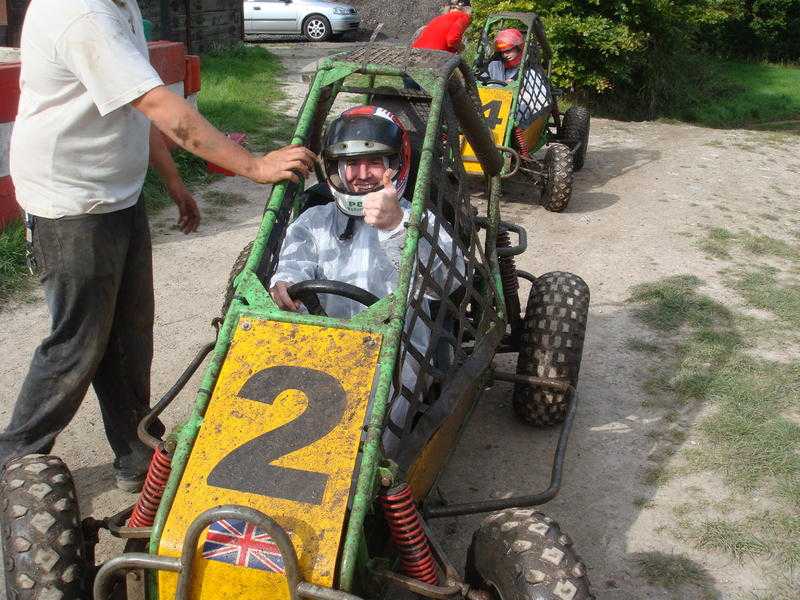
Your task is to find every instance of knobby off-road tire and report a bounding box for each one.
[540,143,574,212]
[1,454,86,600]
[562,106,590,172]
[513,272,589,427]
[466,509,594,600]
[220,240,254,317]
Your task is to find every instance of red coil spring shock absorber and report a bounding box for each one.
[127,445,172,528]
[380,483,438,585]
[496,227,521,324]
[514,127,530,158]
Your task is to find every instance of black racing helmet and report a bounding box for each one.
[322,106,411,217]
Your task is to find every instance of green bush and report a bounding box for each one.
[697,0,800,62]
[470,0,709,118]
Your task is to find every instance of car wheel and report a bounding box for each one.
[465,509,595,599]
[1,454,88,600]
[303,15,332,42]
[513,271,589,427]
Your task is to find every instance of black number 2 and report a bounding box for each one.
[207,366,348,505]
[482,99,503,130]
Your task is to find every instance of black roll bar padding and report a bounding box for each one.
[448,67,504,177]
[530,14,552,71]
[423,378,578,519]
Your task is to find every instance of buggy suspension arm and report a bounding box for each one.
[423,377,577,519]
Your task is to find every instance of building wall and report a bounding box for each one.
[4,0,242,52]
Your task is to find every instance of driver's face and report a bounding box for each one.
[501,47,521,62]
[344,156,386,192]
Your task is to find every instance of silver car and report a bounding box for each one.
[243,0,360,42]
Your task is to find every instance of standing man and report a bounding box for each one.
[412,0,472,54]
[0,0,315,491]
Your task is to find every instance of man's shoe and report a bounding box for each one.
[114,469,146,493]
[113,454,149,493]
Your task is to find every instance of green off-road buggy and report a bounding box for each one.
[462,12,591,212]
[1,44,594,600]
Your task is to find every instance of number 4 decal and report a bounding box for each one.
[482,99,503,130]
[207,366,348,505]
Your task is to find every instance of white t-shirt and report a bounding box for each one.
[10,0,164,218]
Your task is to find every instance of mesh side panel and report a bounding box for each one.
[515,64,552,129]
[386,94,503,453]
[260,181,301,284]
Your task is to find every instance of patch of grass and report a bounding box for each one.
[691,520,768,562]
[698,228,799,262]
[625,338,662,353]
[634,552,712,590]
[730,268,800,328]
[0,221,29,303]
[203,190,249,207]
[676,59,800,129]
[198,45,292,150]
[736,232,798,259]
[628,275,731,332]
[631,270,800,584]
[633,497,655,509]
[142,45,290,212]
[642,463,671,486]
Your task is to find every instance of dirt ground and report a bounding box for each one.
[1,41,798,599]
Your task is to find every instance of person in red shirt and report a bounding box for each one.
[412,0,472,54]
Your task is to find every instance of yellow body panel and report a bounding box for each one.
[522,115,547,150]
[462,87,514,175]
[406,382,480,500]
[157,320,381,600]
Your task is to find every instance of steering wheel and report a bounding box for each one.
[477,73,509,87]
[287,280,380,317]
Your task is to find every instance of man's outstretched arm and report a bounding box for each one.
[133,86,316,184]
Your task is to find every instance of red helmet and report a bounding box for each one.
[322,106,412,217]
[494,28,524,68]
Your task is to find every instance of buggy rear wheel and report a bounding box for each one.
[540,143,573,212]
[562,107,590,171]
[1,454,87,600]
[465,509,594,599]
[513,272,589,427]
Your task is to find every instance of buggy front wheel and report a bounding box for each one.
[540,143,573,212]
[465,509,594,599]
[562,106,590,171]
[513,271,589,427]
[1,454,87,600]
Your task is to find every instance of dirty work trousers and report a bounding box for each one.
[0,199,156,470]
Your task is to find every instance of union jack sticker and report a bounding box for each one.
[202,519,285,573]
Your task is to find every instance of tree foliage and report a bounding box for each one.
[469,0,798,119]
